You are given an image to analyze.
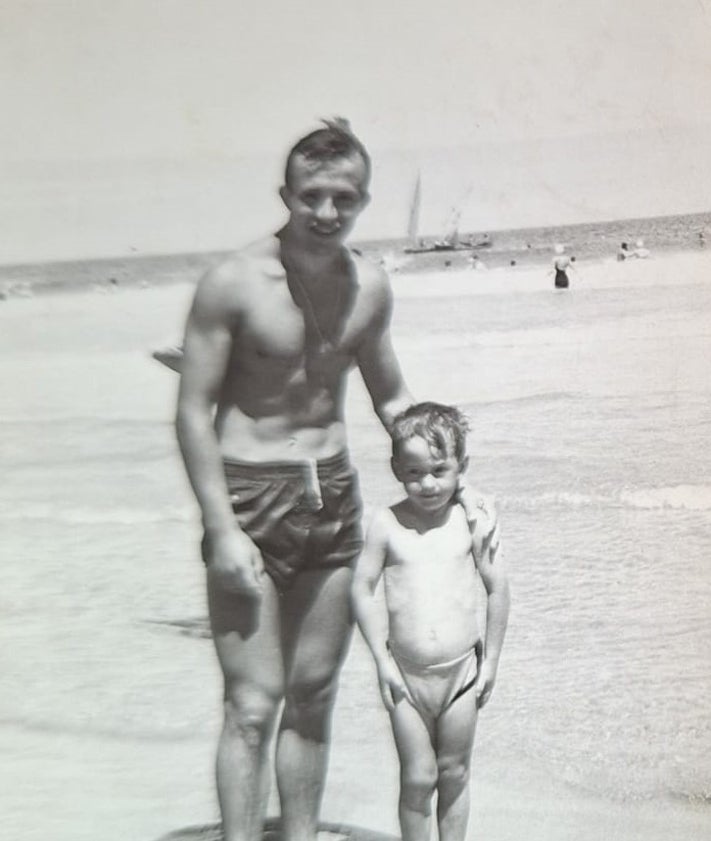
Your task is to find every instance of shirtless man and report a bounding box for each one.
[175,120,415,841]
[175,121,497,841]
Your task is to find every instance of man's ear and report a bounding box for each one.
[391,456,401,482]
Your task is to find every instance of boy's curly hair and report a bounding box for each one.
[391,402,470,464]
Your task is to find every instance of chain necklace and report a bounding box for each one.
[284,256,344,352]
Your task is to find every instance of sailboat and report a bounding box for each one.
[402,174,492,253]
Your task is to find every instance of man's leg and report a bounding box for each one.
[434,688,478,841]
[208,572,284,841]
[389,698,438,841]
[276,566,354,841]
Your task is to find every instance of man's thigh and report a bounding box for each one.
[208,571,284,697]
[281,566,354,693]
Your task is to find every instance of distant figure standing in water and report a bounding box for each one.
[551,243,572,289]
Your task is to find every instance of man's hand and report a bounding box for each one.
[475,658,497,708]
[205,529,264,600]
[456,480,500,563]
[376,657,413,712]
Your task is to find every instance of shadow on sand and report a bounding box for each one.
[155,819,400,841]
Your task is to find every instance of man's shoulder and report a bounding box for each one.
[350,251,390,290]
[196,237,282,300]
[348,253,393,320]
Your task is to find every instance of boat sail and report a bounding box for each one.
[403,175,491,254]
[406,172,422,250]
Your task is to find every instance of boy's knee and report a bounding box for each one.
[437,756,470,795]
[401,766,438,812]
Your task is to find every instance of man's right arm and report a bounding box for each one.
[175,263,263,596]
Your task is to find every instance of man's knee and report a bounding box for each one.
[400,763,438,813]
[223,682,282,747]
[282,672,340,740]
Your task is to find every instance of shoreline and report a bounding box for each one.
[0,243,711,302]
[0,236,708,301]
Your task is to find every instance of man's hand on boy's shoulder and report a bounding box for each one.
[456,481,500,563]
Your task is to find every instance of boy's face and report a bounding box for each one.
[392,436,466,516]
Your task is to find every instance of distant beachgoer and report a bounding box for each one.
[633,239,650,259]
[468,253,487,271]
[551,244,571,288]
[352,402,509,841]
[698,231,706,247]
[617,242,631,261]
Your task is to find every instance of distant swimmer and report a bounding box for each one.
[617,242,632,261]
[633,239,650,259]
[618,240,650,261]
[468,253,487,271]
[551,243,572,289]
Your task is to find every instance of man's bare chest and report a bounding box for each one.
[236,290,363,375]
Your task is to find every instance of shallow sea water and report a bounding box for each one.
[1,256,710,839]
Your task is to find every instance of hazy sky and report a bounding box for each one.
[1,0,710,261]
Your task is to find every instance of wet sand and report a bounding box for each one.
[1,251,709,841]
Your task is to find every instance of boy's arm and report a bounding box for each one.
[472,516,510,707]
[351,511,411,710]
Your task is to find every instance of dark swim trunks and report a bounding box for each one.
[202,451,363,592]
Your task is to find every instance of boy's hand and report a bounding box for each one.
[377,658,413,712]
[475,658,497,708]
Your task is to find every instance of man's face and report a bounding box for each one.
[281,154,370,250]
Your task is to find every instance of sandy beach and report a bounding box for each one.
[1,250,710,841]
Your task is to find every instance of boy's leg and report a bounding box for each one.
[435,689,478,841]
[389,698,438,841]
[208,572,285,841]
[277,566,355,841]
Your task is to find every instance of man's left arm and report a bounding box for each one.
[356,277,413,431]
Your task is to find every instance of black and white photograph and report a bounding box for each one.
[1,3,710,841]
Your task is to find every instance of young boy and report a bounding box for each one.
[351,402,510,841]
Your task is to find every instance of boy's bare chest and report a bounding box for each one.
[387,520,473,570]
